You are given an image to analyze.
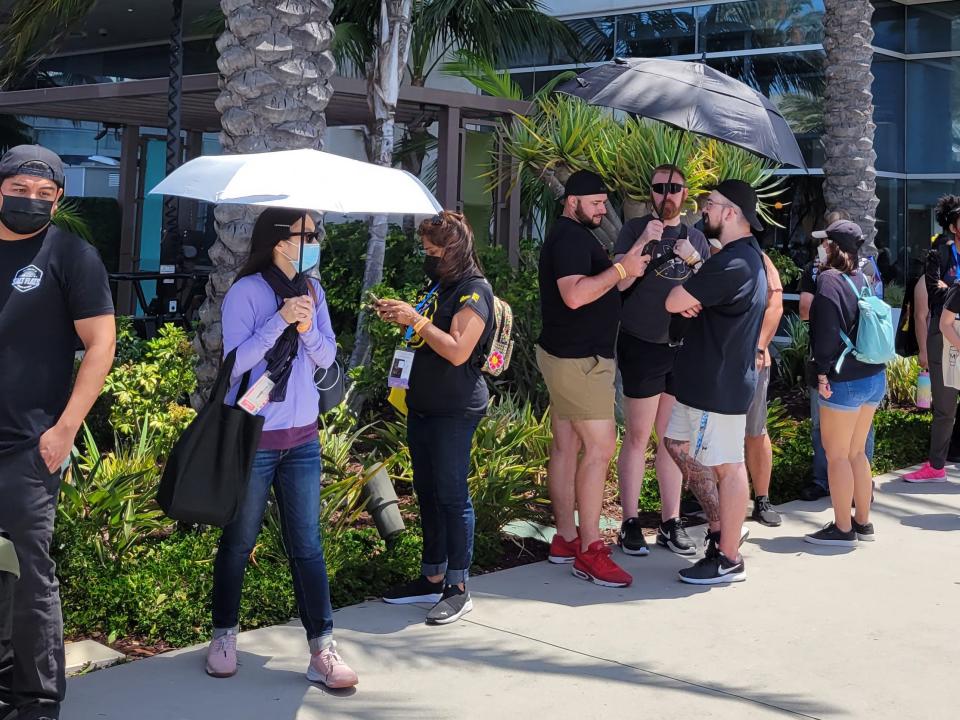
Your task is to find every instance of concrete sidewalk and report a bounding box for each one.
[63,467,960,719]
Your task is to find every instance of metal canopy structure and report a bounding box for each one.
[0,73,529,312]
[0,73,530,132]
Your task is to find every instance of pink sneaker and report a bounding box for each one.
[903,462,948,483]
[205,632,237,678]
[306,642,358,689]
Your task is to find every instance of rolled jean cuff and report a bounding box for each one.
[445,568,469,585]
[422,561,447,578]
[213,625,239,639]
[308,633,334,654]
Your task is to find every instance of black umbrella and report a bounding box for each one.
[558,56,806,170]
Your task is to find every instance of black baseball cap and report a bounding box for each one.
[713,179,762,232]
[563,170,607,198]
[0,145,65,188]
[813,220,864,253]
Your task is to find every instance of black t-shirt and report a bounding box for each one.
[810,270,885,382]
[799,260,819,295]
[615,215,710,344]
[538,217,620,358]
[672,236,767,415]
[406,276,494,416]
[0,226,114,456]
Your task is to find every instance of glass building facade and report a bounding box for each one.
[511,0,960,289]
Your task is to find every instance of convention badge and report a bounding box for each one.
[387,349,416,389]
[238,374,275,415]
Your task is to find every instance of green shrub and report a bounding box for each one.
[775,313,809,390]
[59,424,171,565]
[101,324,197,456]
[885,355,920,407]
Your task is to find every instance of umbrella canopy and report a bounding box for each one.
[558,57,806,169]
[150,148,443,215]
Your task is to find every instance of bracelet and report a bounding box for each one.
[413,317,430,335]
[613,262,627,280]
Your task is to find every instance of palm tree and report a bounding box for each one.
[194,1,337,393]
[333,0,577,372]
[821,0,879,252]
[348,0,414,373]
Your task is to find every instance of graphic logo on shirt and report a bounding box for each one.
[11,265,43,293]
[460,292,480,304]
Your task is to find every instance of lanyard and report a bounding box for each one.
[403,284,440,343]
[951,243,960,275]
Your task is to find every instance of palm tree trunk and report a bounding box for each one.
[822,0,879,255]
[348,0,413,374]
[193,0,337,402]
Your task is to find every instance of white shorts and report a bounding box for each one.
[664,401,747,467]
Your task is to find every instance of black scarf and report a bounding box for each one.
[261,264,309,402]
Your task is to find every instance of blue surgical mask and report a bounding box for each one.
[281,241,321,272]
[299,243,321,271]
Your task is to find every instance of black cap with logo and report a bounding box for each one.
[0,145,65,188]
[812,220,864,254]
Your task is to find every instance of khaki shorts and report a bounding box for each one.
[664,401,746,467]
[536,345,616,421]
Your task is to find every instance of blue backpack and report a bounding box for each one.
[836,273,896,372]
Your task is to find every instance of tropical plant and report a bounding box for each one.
[884,282,906,309]
[767,248,801,287]
[776,313,810,390]
[775,91,825,135]
[885,354,921,407]
[101,324,197,455]
[51,199,93,242]
[59,423,170,565]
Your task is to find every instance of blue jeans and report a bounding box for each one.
[407,412,480,586]
[811,388,876,491]
[212,439,333,645]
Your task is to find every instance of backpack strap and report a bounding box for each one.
[835,272,866,372]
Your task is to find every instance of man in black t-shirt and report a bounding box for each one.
[663,179,766,585]
[536,170,650,589]
[0,146,115,720]
[613,164,710,558]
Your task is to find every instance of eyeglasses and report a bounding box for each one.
[288,231,321,243]
[704,198,734,211]
[651,182,685,195]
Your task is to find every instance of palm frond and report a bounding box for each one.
[52,199,92,242]
[442,50,523,100]
[0,0,98,89]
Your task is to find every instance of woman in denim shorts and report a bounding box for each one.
[805,220,887,547]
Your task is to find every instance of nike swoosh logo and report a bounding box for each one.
[718,563,743,575]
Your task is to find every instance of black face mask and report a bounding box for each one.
[0,194,55,235]
[423,255,442,283]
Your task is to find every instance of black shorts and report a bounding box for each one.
[616,332,678,399]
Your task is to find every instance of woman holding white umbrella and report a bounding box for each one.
[204,207,358,689]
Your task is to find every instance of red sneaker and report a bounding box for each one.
[548,533,578,564]
[572,540,632,587]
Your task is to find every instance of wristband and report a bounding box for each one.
[613,262,627,280]
[413,317,430,335]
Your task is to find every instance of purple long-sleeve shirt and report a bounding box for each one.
[222,273,337,447]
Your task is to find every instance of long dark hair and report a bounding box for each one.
[417,210,483,284]
[235,207,309,282]
[825,241,858,275]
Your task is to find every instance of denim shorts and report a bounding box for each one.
[819,371,887,411]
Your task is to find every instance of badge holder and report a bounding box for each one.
[386,284,439,400]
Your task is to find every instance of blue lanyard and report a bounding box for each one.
[403,284,440,343]
[951,244,960,275]
[694,412,709,458]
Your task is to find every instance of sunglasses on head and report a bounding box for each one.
[651,182,685,195]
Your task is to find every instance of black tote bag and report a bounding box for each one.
[157,350,264,527]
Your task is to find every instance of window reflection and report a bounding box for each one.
[698,0,825,52]
[615,9,697,59]
[872,0,905,53]
[873,55,904,173]
[906,1,960,54]
[906,57,960,174]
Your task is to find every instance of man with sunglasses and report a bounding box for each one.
[613,165,710,558]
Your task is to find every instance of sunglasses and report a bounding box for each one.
[651,182,685,195]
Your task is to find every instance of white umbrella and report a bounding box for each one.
[149,148,442,216]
